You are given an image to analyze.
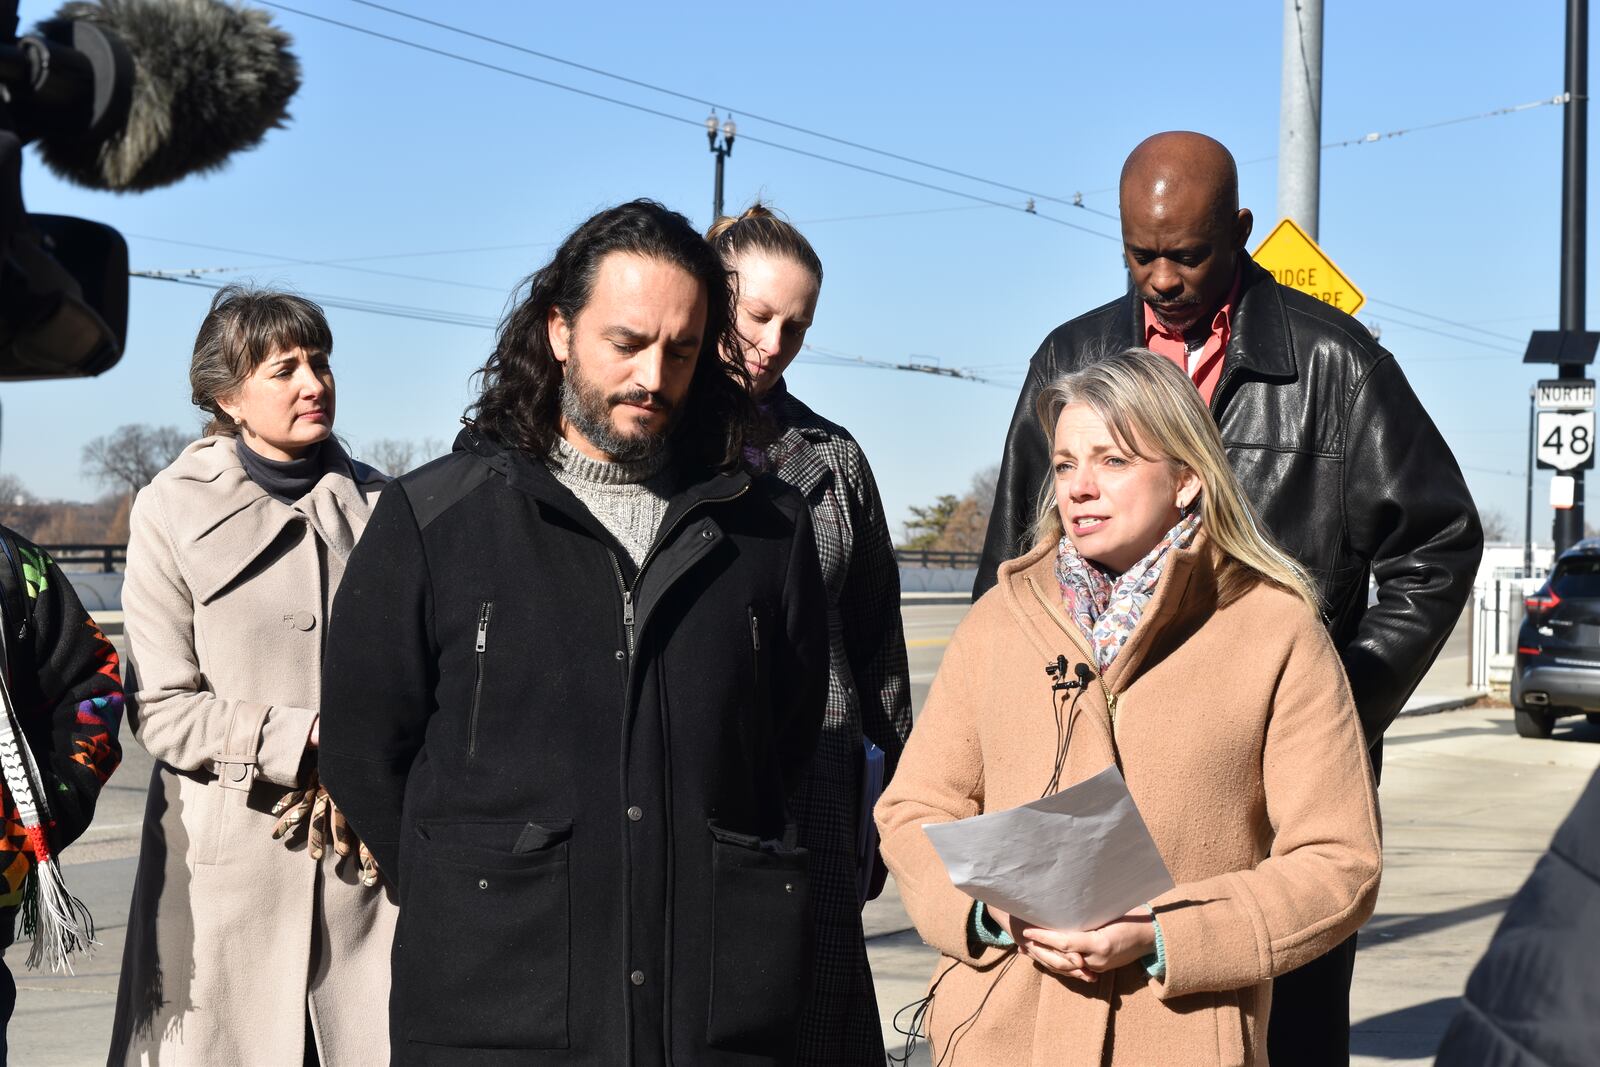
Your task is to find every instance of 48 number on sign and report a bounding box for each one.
[1536,410,1597,471]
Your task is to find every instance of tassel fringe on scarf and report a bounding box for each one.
[0,662,95,972]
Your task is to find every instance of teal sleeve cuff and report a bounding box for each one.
[1141,914,1167,980]
[971,900,1015,948]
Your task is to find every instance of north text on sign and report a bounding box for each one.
[1536,379,1596,411]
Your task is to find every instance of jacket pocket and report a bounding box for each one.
[468,600,493,757]
[705,819,812,1052]
[187,773,230,867]
[398,817,572,1049]
[747,604,766,694]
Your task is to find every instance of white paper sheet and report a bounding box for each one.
[922,764,1174,932]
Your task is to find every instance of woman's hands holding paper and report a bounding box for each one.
[1005,905,1157,983]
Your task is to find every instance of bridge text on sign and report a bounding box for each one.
[1250,218,1366,316]
[1536,410,1596,471]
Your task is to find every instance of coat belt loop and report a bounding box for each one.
[214,702,272,792]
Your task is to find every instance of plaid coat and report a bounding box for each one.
[766,385,913,1066]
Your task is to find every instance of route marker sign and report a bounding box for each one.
[1537,411,1596,471]
[1252,218,1366,316]
[1535,377,1596,471]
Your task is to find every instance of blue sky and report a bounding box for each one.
[1,0,1584,541]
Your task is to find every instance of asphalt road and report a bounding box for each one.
[2,601,1560,1066]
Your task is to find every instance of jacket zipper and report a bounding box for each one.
[609,484,751,657]
[1025,576,1118,727]
[468,600,493,756]
[748,606,763,689]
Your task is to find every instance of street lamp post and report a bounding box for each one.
[706,111,736,221]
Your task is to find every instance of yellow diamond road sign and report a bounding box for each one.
[1251,217,1365,316]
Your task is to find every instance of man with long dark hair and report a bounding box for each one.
[320,200,829,1065]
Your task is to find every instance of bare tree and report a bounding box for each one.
[365,438,417,477]
[899,465,1002,554]
[80,425,189,498]
[0,472,30,507]
[364,437,449,476]
[1479,507,1512,542]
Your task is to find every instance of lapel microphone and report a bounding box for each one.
[1045,655,1095,693]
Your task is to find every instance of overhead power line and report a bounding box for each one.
[132,272,500,329]
[340,0,1118,220]
[131,272,1006,385]
[1368,297,1526,344]
[1324,94,1569,150]
[1072,94,1570,200]
[126,232,542,292]
[258,2,1120,242]
[801,344,1006,387]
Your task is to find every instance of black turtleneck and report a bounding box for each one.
[237,436,326,505]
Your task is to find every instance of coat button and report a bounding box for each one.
[701,527,714,540]
[285,611,315,631]
[226,763,249,783]
[627,805,643,822]
[630,970,646,986]
[615,650,625,661]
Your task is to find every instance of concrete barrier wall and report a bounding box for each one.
[60,571,124,613]
[60,567,970,612]
[898,566,976,594]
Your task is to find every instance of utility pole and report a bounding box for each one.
[1527,388,1537,575]
[1555,0,1589,553]
[706,111,736,222]
[1277,0,1323,237]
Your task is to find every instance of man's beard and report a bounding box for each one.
[559,350,678,463]
[1141,292,1204,333]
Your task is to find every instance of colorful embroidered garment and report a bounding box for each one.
[1055,511,1201,671]
[0,535,122,970]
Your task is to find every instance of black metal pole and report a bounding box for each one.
[713,148,725,222]
[1527,387,1536,575]
[1556,0,1589,553]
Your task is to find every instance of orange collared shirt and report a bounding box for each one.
[1142,273,1242,406]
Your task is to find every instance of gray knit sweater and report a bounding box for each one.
[546,437,674,566]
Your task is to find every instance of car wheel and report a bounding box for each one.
[1515,707,1555,739]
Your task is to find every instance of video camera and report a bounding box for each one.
[0,0,300,381]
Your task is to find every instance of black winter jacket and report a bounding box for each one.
[976,256,1483,766]
[1433,764,1600,1066]
[320,428,829,1065]
[0,527,122,895]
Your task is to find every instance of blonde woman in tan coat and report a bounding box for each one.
[110,287,395,1067]
[876,348,1381,1067]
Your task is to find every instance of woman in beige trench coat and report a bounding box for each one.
[110,287,397,1067]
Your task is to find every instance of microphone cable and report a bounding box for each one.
[889,954,1021,1067]
[1041,655,1092,798]
[889,651,1090,1065]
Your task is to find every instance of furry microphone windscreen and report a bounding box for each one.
[37,0,301,193]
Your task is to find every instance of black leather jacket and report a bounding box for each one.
[976,255,1483,764]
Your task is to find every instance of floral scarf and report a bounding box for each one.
[1055,511,1202,671]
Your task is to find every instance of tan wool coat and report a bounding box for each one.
[876,534,1382,1067]
[110,437,398,1067]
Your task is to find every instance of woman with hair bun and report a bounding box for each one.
[709,204,913,1066]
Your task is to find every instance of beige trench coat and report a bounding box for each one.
[110,437,398,1067]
